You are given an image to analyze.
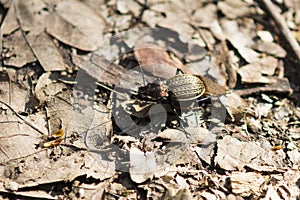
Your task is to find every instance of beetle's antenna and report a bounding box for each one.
[96,82,135,99]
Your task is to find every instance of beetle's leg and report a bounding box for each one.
[196,96,210,102]
[176,68,184,75]
[168,105,188,130]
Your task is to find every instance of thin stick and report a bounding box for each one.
[96,82,131,99]
[257,0,300,62]
[138,64,146,86]
[45,105,51,136]
[0,100,45,135]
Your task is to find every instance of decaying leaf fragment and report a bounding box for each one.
[134,43,182,79]
[13,0,67,71]
[251,41,287,58]
[1,4,36,67]
[219,92,254,122]
[46,0,105,51]
[129,147,160,183]
[230,172,266,197]
[238,56,278,84]
[215,135,264,170]
[155,127,216,144]
[218,0,253,19]
[234,77,292,96]
[1,0,106,71]
[221,20,259,63]
[2,30,36,67]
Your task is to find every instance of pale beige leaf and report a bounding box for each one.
[26,32,67,71]
[0,77,30,112]
[14,0,67,71]
[231,172,266,197]
[2,30,36,67]
[218,0,252,19]
[46,0,105,51]
[251,41,287,58]
[1,3,19,35]
[215,135,264,170]
[129,147,159,183]
[221,20,260,63]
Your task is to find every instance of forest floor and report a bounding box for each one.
[0,0,300,199]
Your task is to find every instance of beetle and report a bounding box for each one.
[96,64,228,133]
[137,74,206,102]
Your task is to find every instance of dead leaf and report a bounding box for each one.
[72,53,127,86]
[0,110,47,164]
[46,0,105,51]
[221,20,260,63]
[35,72,66,103]
[0,187,56,199]
[218,0,253,19]
[155,127,216,144]
[0,74,31,112]
[13,0,67,71]
[234,77,292,96]
[1,4,36,67]
[219,92,253,122]
[150,1,194,36]
[165,188,193,200]
[251,41,287,58]
[215,135,264,170]
[230,172,266,197]
[134,43,181,79]
[191,4,217,27]
[25,32,67,71]
[287,149,300,166]
[2,30,36,67]
[129,147,160,183]
[257,30,273,42]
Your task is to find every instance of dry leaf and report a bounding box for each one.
[151,1,194,36]
[257,30,273,42]
[251,41,287,58]
[46,0,105,51]
[2,30,36,67]
[72,54,127,86]
[234,77,292,96]
[129,147,159,183]
[134,43,181,79]
[13,0,66,71]
[219,92,253,122]
[0,110,47,164]
[218,0,252,19]
[155,127,216,144]
[221,20,260,63]
[230,172,266,197]
[215,135,264,170]
[238,56,278,84]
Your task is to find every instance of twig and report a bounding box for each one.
[0,100,45,135]
[96,82,131,99]
[45,104,51,136]
[256,0,300,62]
[0,149,45,165]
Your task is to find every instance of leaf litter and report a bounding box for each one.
[0,0,300,199]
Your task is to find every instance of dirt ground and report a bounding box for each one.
[0,0,300,199]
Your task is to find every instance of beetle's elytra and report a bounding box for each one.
[137,74,206,101]
[166,74,206,101]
